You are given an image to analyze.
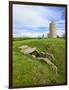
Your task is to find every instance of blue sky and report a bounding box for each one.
[13,4,65,37]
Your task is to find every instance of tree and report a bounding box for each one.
[62,33,65,39]
[47,33,51,38]
[42,34,44,38]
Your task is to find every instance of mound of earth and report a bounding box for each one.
[19,45,57,75]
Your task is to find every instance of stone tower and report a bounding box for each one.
[49,21,57,38]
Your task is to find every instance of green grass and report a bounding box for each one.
[13,38,66,87]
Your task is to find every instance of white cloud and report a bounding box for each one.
[57,30,65,37]
[13,5,49,28]
[13,30,49,38]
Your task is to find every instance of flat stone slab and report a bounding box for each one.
[19,45,37,54]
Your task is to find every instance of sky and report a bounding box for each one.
[13,4,65,37]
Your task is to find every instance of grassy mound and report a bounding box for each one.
[13,38,66,87]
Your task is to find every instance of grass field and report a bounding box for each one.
[12,38,66,87]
